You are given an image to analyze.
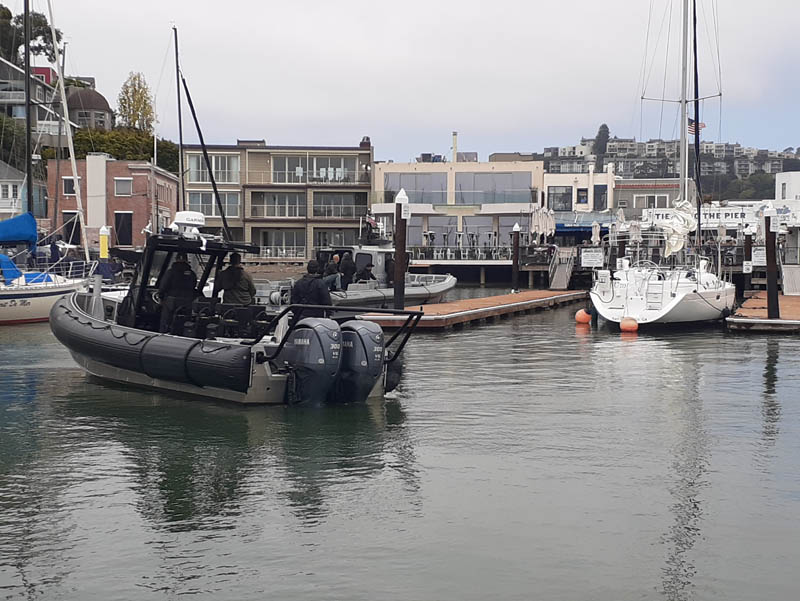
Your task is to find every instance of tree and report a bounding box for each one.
[0,113,26,170]
[0,3,62,66]
[593,123,610,171]
[117,72,155,132]
[70,128,178,173]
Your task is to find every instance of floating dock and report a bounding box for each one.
[362,290,587,329]
[726,292,800,333]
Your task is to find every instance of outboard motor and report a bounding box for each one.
[330,320,385,404]
[280,318,341,404]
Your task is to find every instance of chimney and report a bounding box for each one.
[452,131,458,162]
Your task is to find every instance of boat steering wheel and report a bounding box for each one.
[151,290,162,305]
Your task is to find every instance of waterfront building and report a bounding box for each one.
[181,137,373,258]
[66,87,114,131]
[46,154,178,248]
[0,160,48,221]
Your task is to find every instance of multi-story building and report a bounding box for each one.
[0,160,48,221]
[46,154,178,248]
[66,87,114,131]
[182,138,373,259]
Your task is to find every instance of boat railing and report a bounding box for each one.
[3,259,97,288]
[407,272,450,286]
[254,304,423,364]
[249,246,307,260]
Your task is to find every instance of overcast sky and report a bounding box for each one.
[19,0,800,161]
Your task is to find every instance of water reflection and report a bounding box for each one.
[760,339,781,454]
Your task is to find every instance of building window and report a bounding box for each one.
[188,155,209,182]
[62,211,81,245]
[272,156,308,184]
[114,212,133,246]
[454,172,532,204]
[594,185,608,211]
[617,199,628,208]
[313,192,368,218]
[114,178,133,196]
[213,155,239,183]
[251,192,306,217]
[782,182,787,200]
[384,173,447,204]
[309,156,357,183]
[314,228,358,248]
[261,228,305,257]
[576,188,589,204]
[633,194,669,209]
[187,191,240,217]
[547,186,573,211]
[62,176,81,196]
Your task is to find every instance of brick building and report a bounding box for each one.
[47,154,178,249]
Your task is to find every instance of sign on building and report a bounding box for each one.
[752,247,767,267]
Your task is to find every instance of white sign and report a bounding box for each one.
[641,207,756,229]
[743,261,753,274]
[770,217,779,232]
[752,246,767,267]
[581,247,604,268]
[401,203,411,220]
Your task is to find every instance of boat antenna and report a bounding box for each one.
[23,0,32,214]
[173,26,185,211]
[180,75,232,241]
[692,0,703,247]
[46,0,90,263]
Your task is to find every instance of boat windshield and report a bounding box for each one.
[147,250,208,287]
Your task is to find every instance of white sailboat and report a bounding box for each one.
[0,2,94,325]
[590,0,735,327]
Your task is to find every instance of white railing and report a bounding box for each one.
[254,246,307,260]
[0,91,25,102]
[246,170,371,186]
[312,204,368,219]
[187,170,240,184]
[0,198,21,212]
[250,206,306,218]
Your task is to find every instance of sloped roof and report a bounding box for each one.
[0,160,25,182]
[67,87,112,112]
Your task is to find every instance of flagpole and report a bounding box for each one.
[692,0,703,248]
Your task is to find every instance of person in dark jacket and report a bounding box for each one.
[339,251,357,290]
[385,255,395,286]
[322,254,341,291]
[158,252,197,332]
[49,237,60,264]
[214,252,257,305]
[355,263,376,282]
[291,260,332,318]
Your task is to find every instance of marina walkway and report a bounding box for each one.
[727,292,800,333]
[363,289,587,329]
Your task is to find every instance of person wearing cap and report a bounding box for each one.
[355,262,376,282]
[158,252,197,332]
[291,259,332,318]
[214,252,257,305]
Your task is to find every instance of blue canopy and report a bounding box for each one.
[0,254,22,284]
[0,213,38,248]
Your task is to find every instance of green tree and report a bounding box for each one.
[71,128,177,173]
[592,123,610,171]
[0,3,62,66]
[117,72,155,132]
[0,113,26,170]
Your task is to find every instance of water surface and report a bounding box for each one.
[1,309,798,600]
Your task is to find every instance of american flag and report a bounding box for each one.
[688,118,706,135]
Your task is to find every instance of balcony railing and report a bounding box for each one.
[311,204,368,219]
[186,170,240,184]
[0,90,25,102]
[250,206,306,218]
[246,170,371,186]
[0,198,20,212]
[251,246,307,260]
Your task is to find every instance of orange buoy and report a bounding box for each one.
[575,309,592,324]
[620,317,639,332]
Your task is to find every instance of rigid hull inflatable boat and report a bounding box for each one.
[50,214,420,405]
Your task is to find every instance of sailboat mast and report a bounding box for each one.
[678,0,689,206]
[23,0,32,214]
[173,26,185,211]
[692,0,703,246]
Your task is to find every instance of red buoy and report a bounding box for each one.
[575,309,591,324]
[620,317,639,332]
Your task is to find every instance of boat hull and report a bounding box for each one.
[590,285,736,325]
[0,281,86,325]
[331,275,457,308]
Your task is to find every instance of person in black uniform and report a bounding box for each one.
[355,262,376,282]
[291,260,332,318]
[158,252,197,332]
[385,254,395,286]
[339,251,357,290]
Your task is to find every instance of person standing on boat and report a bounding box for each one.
[355,263,376,282]
[385,254,395,286]
[49,237,60,265]
[339,251,357,290]
[215,252,256,305]
[158,252,197,333]
[291,260,332,318]
[322,254,341,291]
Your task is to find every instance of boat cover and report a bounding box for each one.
[0,254,22,284]
[0,212,38,248]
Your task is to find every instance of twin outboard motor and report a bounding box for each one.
[330,320,385,404]
[280,318,341,404]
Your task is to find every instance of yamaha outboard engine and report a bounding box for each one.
[329,320,385,404]
[280,318,341,404]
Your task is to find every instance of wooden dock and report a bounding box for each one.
[362,290,587,329]
[726,291,800,333]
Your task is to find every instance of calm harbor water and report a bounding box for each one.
[1,306,799,600]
